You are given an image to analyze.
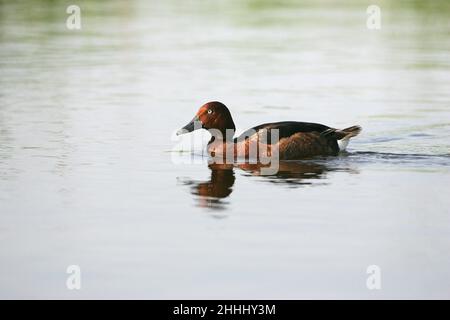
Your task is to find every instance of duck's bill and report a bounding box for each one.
[176,116,202,135]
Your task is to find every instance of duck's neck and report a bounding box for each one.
[207,129,235,145]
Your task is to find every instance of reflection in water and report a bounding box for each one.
[238,161,330,186]
[178,151,450,210]
[178,164,235,210]
[179,160,357,210]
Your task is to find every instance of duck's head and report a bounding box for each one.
[177,101,236,136]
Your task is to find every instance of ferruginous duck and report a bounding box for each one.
[176,101,361,160]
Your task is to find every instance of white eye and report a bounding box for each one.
[207,109,213,114]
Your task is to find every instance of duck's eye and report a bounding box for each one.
[207,109,213,114]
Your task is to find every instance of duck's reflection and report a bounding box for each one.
[179,160,357,210]
[179,164,234,210]
[238,161,329,186]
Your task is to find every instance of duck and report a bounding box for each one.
[176,101,361,160]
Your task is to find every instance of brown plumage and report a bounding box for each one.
[177,101,362,160]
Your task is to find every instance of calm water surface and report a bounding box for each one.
[0,0,449,298]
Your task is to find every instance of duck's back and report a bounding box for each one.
[235,121,340,159]
[235,121,330,142]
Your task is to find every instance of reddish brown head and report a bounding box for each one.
[177,101,236,136]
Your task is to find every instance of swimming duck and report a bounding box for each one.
[177,101,361,160]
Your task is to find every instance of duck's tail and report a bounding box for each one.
[322,125,362,139]
[337,125,362,151]
[322,125,362,151]
[338,125,362,139]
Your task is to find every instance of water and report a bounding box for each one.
[0,0,449,299]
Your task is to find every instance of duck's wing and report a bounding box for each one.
[235,121,332,144]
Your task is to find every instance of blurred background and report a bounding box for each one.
[0,0,449,299]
